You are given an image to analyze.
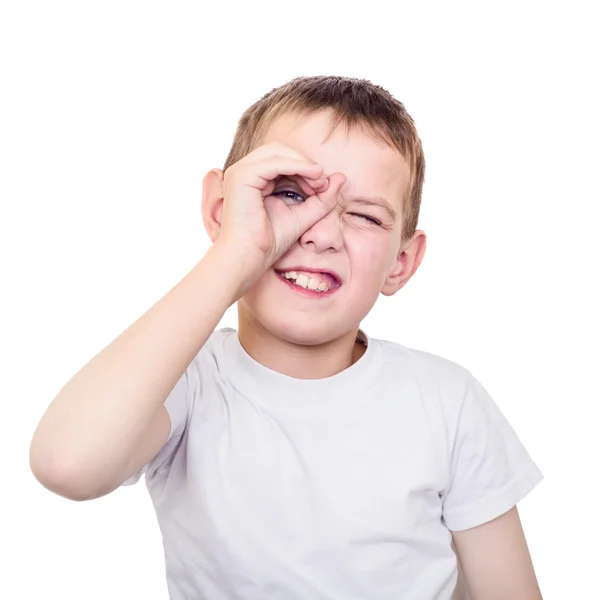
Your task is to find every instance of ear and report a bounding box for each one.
[381,229,427,296]
[201,168,225,243]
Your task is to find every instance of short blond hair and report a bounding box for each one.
[223,75,425,241]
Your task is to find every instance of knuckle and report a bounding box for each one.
[223,165,236,182]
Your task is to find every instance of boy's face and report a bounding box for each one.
[239,109,426,346]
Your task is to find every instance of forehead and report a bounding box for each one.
[260,110,410,208]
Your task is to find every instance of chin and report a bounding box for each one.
[239,276,374,346]
[261,311,343,346]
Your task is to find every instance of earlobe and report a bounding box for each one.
[380,253,407,297]
[201,168,225,243]
[381,230,427,297]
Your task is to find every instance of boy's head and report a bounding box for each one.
[205,75,427,346]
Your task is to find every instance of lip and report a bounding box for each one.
[273,267,342,298]
[274,266,342,286]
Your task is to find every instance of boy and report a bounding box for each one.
[30,76,544,599]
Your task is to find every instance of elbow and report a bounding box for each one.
[29,443,109,502]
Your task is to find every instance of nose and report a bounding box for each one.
[299,207,343,253]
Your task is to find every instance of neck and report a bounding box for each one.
[236,304,365,379]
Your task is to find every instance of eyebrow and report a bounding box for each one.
[351,196,397,222]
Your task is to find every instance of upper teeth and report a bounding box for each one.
[281,271,332,292]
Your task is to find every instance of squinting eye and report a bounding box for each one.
[273,190,305,205]
[349,213,381,226]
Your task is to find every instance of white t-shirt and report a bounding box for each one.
[123,328,543,600]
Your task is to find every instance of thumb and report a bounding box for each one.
[291,173,347,234]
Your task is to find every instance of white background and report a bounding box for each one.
[2,1,598,598]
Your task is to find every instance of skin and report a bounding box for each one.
[453,506,543,599]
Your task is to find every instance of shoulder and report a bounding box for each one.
[368,335,484,430]
[372,335,473,389]
[371,336,516,438]
[194,327,234,360]
[181,327,235,383]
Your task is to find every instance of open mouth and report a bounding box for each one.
[274,269,341,294]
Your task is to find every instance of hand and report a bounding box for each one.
[214,141,346,285]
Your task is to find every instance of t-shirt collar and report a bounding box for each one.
[217,328,383,417]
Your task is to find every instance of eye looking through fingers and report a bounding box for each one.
[272,175,321,200]
[272,189,306,205]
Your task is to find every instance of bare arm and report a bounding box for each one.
[452,506,543,599]
[29,244,244,501]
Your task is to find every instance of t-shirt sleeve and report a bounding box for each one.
[120,368,192,487]
[441,370,543,531]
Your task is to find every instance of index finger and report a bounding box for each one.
[243,141,322,171]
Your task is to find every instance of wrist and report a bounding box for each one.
[204,241,264,301]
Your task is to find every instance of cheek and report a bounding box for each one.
[348,237,390,279]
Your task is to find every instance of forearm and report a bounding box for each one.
[29,243,243,493]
